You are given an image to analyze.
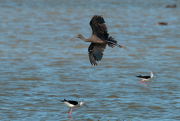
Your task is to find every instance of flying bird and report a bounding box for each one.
[61,99,89,117]
[136,71,157,88]
[67,15,126,66]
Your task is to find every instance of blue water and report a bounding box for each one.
[0,0,180,120]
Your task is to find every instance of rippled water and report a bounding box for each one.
[0,0,180,121]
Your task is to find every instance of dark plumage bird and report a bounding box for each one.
[67,15,126,66]
[166,4,176,8]
[136,71,157,88]
[61,99,89,117]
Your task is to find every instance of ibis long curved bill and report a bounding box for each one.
[67,35,77,43]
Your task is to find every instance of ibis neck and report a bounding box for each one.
[80,36,89,42]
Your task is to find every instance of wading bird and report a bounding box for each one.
[136,71,157,88]
[67,15,126,66]
[61,99,89,117]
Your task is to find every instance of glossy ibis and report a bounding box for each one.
[61,99,89,117]
[67,15,126,66]
[136,71,157,88]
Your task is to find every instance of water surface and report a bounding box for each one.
[0,0,180,120]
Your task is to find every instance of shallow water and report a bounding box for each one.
[0,0,180,121]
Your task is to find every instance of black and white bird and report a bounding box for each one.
[61,99,89,117]
[136,71,157,88]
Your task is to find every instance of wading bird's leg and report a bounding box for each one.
[139,80,143,84]
[67,108,71,116]
[139,80,149,88]
[146,82,149,87]
[68,108,73,117]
